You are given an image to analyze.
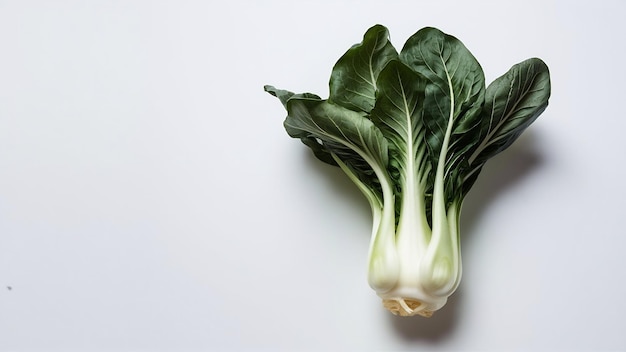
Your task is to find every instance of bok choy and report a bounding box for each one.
[265,25,550,317]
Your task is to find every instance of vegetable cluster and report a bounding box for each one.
[265,25,550,317]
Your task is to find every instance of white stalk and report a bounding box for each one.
[329,154,400,294]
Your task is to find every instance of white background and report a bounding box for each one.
[1,0,625,351]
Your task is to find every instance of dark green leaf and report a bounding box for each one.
[264,85,295,107]
[399,27,485,203]
[264,85,321,108]
[283,96,390,199]
[468,58,551,168]
[329,25,398,113]
[370,60,429,189]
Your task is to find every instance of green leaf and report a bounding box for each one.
[370,60,427,166]
[329,24,398,113]
[468,58,551,168]
[370,60,429,200]
[264,85,296,107]
[264,85,334,164]
[264,85,321,108]
[283,96,390,200]
[399,27,485,204]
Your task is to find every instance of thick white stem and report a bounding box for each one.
[367,187,398,293]
[395,174,430,287]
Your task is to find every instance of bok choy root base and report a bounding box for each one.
[265,25,551,317]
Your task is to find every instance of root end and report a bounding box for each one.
[382,298,434,317]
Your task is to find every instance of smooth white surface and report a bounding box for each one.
[1,0,625,350]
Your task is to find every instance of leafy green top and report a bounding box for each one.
[265,24,550,221]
